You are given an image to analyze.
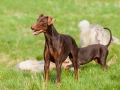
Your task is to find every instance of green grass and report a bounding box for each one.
[0,0,120,90]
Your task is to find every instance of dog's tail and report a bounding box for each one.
[112,36,120,45]
[104,28,112,47]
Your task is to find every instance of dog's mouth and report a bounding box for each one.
[33,30,43,35]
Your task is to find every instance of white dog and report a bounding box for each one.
[15,58,72,72]
[78,20,120,47]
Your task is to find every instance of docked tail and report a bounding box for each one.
[104,28,112,47]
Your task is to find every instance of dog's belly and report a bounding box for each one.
[79,57,94,65]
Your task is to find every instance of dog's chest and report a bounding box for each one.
[48,45,57,60]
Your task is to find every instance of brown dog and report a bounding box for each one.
[31,14,78,85]
[67,28,112,71]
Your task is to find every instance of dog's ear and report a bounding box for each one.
[48,16,56,25]
[39,14,44,17]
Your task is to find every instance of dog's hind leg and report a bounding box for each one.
[93,55,100,64]
[70,55,79,81]
[93,58,98,64]
[65,64,73,72]
[99,57,107,71]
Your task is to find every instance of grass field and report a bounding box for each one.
[0,0,120,90]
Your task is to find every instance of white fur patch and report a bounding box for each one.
[78,20,120,47]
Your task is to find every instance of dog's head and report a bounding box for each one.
[31,14,55,35]
[78,20,90,31]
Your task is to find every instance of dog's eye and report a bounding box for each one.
[38,22,44,26]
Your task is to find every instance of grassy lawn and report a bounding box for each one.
[0,0,120,90]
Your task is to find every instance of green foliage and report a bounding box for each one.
[0,0,120,90]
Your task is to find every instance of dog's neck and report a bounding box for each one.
[44,24,59,43]
[45,24,59,37]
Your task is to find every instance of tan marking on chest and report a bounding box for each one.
[49,48,57,60]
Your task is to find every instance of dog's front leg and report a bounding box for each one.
[44,60,50,83]
[55,61,62,86]
[44,49,50,83]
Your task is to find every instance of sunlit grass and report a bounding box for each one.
[0,0,120,90]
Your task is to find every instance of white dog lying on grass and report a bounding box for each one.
[78,20,120,47]
[15,57,71,72]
